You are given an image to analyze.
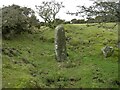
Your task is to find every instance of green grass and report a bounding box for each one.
[2,23,119,88]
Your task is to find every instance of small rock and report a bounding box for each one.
[101,46,114,58]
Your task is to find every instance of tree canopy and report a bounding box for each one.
[35,0,64,28]
[67,1,119,27]
[2,4,39,39]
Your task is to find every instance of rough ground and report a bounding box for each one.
[2,23,119,88]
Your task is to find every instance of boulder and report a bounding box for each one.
[101,46,114,58]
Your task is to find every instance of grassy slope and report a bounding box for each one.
[2,23,119,88]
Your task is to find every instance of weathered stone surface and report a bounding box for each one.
[101,46,114,58]
[55,25,67,61]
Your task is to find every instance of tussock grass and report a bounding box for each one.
[2,23,119,88]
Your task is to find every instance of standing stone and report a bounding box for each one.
[55,25,67,61]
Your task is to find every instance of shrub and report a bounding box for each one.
[2,4,39,39]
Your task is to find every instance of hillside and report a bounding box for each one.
[2,23,119,88]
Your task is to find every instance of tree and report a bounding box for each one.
[2,4,38,39]
[86,18,95,23]
[67,1,119,27]
[77,19,86,24]
[35,0,64,28]
[95,16,104,23]
[71,19,86,24]
[28,14,40,28]
[85,1,118,26]
[52,18,65,25]
[64,21,71,24]
[71,19,78,24]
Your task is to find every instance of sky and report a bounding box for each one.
[0,0,94,21]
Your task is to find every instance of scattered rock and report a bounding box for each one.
[101,46,114,58]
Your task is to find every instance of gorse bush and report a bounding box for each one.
[2,4,39,39]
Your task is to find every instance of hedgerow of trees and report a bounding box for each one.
[67,1,119,26]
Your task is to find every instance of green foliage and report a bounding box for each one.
[80,1,118,23]
[47,18,65,29]
[2,4,39,39]
[35,0,64,28]
[68,1,119,27]
[71,19,86,24]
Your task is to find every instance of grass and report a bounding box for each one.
[2,23,119,88]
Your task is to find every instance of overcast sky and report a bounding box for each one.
[0,0,94,21]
